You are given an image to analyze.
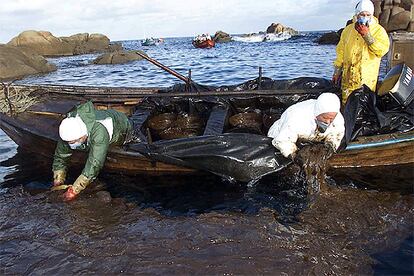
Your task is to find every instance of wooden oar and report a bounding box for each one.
[135,51,191,84]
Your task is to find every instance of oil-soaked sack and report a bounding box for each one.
[128,133,291,182]
[343,85,414,143]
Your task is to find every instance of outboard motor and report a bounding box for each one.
[378,63,414,107]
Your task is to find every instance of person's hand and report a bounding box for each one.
[53,179,63,187]
[355,23,369,36]
[63,187,78,201]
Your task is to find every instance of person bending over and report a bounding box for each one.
[52,101,132,201]
[267,93,345,159]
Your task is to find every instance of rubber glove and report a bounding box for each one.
[63,187,78,201]
[53,170,66,187]
[72,174,91,194]
[355,23,369,37]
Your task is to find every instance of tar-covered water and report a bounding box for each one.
[1,130,413,275]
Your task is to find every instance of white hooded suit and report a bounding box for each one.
[267,93,345,158]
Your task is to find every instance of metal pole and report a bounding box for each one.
[135,51,190,83]
[188,69,192,93]
[258,66,262,90]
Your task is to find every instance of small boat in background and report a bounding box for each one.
[192,34,215,49]
[141,37,164,46]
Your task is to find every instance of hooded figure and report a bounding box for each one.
[332,0,389,105]
[267,93,345,158]
[52,101,132,201]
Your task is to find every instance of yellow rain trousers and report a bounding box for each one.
[334,17,390,104]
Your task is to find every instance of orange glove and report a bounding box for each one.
[355,23,369,36]
[63,187,78,201]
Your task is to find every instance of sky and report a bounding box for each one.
[0,0,358,43]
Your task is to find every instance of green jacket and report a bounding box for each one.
[52,101,131,181]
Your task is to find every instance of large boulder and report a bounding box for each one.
[61,33,111,55]
[7,30,73,56]
[7,30,115,57]
[316,31,341,45]
[213,31,232,43]
[387,10,412,31]
[266,23,298,36]
[0,44,56,81]
[374,0,414,32]
[93,50,147,65]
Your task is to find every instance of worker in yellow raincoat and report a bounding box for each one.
[332,0,390,105]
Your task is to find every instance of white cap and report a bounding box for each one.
[355,0,374,15]
[59,116,88,141]
[314,93,340,116]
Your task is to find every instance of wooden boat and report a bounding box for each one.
[141,38,163,46]
[192,39,215,49]
[0,84,412,187]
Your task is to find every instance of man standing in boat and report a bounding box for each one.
[268,93,345,159]
[52,101,133,201]
[332,0,389,105]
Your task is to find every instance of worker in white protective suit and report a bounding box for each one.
[267,93,345,159]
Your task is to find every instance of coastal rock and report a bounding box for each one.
[316,31,341,45]
[213,31,232,43]
[7,30,114,57]
[108,43,124,52]
[61,33,110,55]
[7,30,73,56]
[0,44,56,81]
[266,23,298,35]
[387,10,412,31]
[93,50,147,65]
[374,0,414,32]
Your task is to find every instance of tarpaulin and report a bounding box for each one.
[126,78,413,183]
[128,133,291,182]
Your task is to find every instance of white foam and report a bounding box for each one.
[233,32,293,43]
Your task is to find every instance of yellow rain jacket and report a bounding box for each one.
[334,17,390,104]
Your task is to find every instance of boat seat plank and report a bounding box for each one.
[28,99,81,115]
[203,106,230,136]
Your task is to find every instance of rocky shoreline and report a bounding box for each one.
[1,30,126,81]
[0,23,300,81]
[213,23,299,43]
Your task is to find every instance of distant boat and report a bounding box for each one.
[192,35,215,49]
[192,39,215,49]
[141,38,164,46]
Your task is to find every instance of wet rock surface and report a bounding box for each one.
[316,31,341,45]
[266,23,299,36]
[0,142,413,275]
[92,50,146,65]
[213,31,232,43]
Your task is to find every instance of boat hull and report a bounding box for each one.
[0,86,412,185]
[192,39,215,49]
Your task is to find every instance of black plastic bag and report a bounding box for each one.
[128,133,291,182]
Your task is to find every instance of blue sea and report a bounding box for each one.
[18,32,341,87]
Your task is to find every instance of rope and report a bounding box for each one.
[0,82,39,115]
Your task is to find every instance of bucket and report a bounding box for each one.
[378,63,414,106]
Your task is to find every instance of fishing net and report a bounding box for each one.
[0,84,39,115]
